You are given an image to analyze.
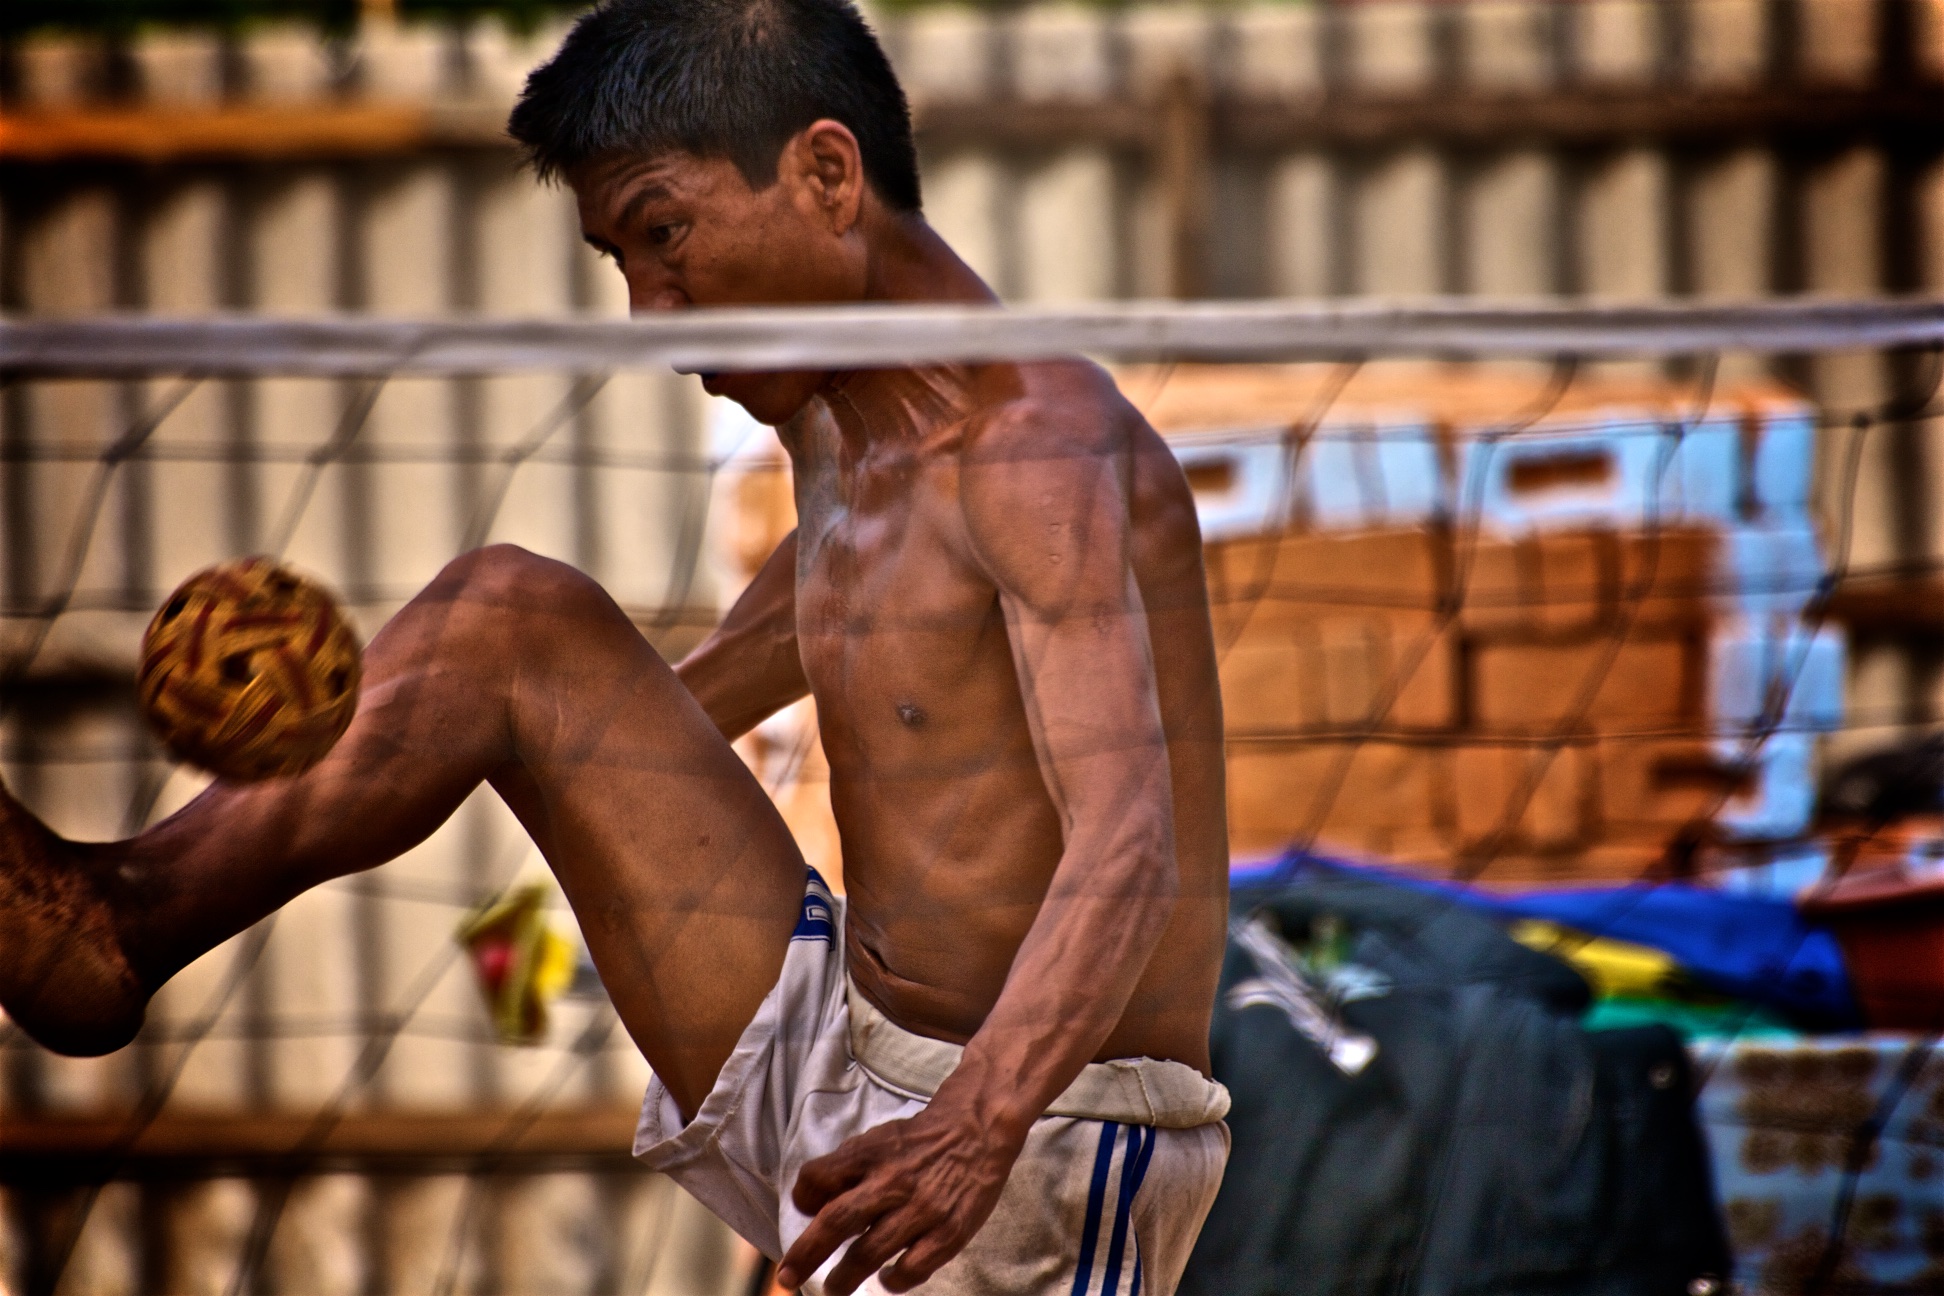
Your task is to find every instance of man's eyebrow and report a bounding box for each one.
[618,182,675,229]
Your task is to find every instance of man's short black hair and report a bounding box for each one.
[508,0,921,213]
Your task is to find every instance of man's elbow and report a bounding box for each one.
[1125,856,1182,954]
[1065,809,1179,907]
[1127,833,1183,916]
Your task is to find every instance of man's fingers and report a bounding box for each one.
[792,1156,862,1215]
[877,1226,966,1294]
[792,1127,892,1213]
[818,1209,929,1296]
[777,1110,1005,1292]
[775,1183,894,1290]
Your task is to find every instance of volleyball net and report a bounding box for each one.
[4,297,1944,1295]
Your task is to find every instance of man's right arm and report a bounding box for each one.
[676,530,810,742]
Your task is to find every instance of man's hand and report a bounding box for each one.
[776,1098,1027,1294]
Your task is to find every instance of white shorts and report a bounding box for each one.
[634,869,1231,1296]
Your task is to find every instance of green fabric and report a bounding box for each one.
[1583,995,1798,1041]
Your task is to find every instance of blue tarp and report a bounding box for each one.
[1233,852,1863,1030]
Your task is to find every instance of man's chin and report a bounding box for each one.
[703,372,819,426]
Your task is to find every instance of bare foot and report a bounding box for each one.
[0,779,149,1056]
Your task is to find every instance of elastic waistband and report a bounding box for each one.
[845,980,1230,1130]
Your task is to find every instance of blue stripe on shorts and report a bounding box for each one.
[1072,1121,1156,1296]
[792,867,836,944]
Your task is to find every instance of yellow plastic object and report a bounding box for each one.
[1508,918,1686,1002]
[455,882,578,1045]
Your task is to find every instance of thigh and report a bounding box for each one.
[474,559,807,1118]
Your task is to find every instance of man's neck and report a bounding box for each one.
[815,209,993,445]
[857,208,998,308]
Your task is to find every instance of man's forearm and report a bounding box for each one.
[677,617,807,741]
[936,803,1179,1136]
[676,531,809,741]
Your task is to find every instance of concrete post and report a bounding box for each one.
[904,7,1008,293]
[1797,0,1880,83]
[1347,4,1445,297]
[469,160,579,563]
[1578,150,1671,299]
[1686,0,1768,85]
[15,191,123,632]
[141,183,232,599]
[1230,3,1325,96]
[1466,154,1558,296]
[1574,0,1662,83]
[1014,6,1118,303]
[244,165,375,1296]
[1243,5,1330,300]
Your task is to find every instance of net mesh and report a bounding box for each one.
[3,301,1943,1295]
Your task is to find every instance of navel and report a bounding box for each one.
[896,702,928,729]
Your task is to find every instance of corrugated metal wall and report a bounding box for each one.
[1,2,1941,1293]
[0,14,743,1294]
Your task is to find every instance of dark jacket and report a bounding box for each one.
[1180,864,1730,1296]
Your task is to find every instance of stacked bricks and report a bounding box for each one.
[1132,364,1843,886]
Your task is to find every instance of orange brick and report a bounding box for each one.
[1387,622,1460,731]
[1226,744,1337,856]
[1314,615,1456,730]
[1225,741,1453,858]
[1361,844,1665,887]
[1451,742,1596,852]
[1456,526,1731,638]
[1316,620,1380,724]
[1467,632,1697,735]
[1207,527,1447,639]
[1221,613,1457,734]
[1501,527,1738,633]
[1215,525,1734,645]
[1598,737,1754,837]
[1453,843,1671,887]
[1370,825,1461,870]
[1461,532,1613,637]
[1614,527,1732,632]
[1219,634,1322,733]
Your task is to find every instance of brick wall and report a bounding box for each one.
[1154,363,1843,887]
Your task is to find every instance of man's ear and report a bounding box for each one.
[788,120,866,236]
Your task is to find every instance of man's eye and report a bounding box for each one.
[648,224,679,247]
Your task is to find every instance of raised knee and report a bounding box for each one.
[441,545,606,616]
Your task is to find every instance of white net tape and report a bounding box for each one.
[5,297,1943,376]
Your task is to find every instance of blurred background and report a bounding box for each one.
[2,1,1943,1294]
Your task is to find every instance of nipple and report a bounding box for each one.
[896,702,927,729]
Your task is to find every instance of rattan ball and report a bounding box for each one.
[138,558,362,782]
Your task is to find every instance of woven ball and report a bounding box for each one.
[138,558,362,782]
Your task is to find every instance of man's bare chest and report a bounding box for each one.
[793,482,987,646]
[789,464,1016,745]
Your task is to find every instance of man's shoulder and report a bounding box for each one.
[955,358,1146,462]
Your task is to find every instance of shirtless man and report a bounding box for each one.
[0,2,1230,1292]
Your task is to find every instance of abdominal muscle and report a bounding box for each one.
[829,758,1225,1075]
[833,768,1062,1045]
